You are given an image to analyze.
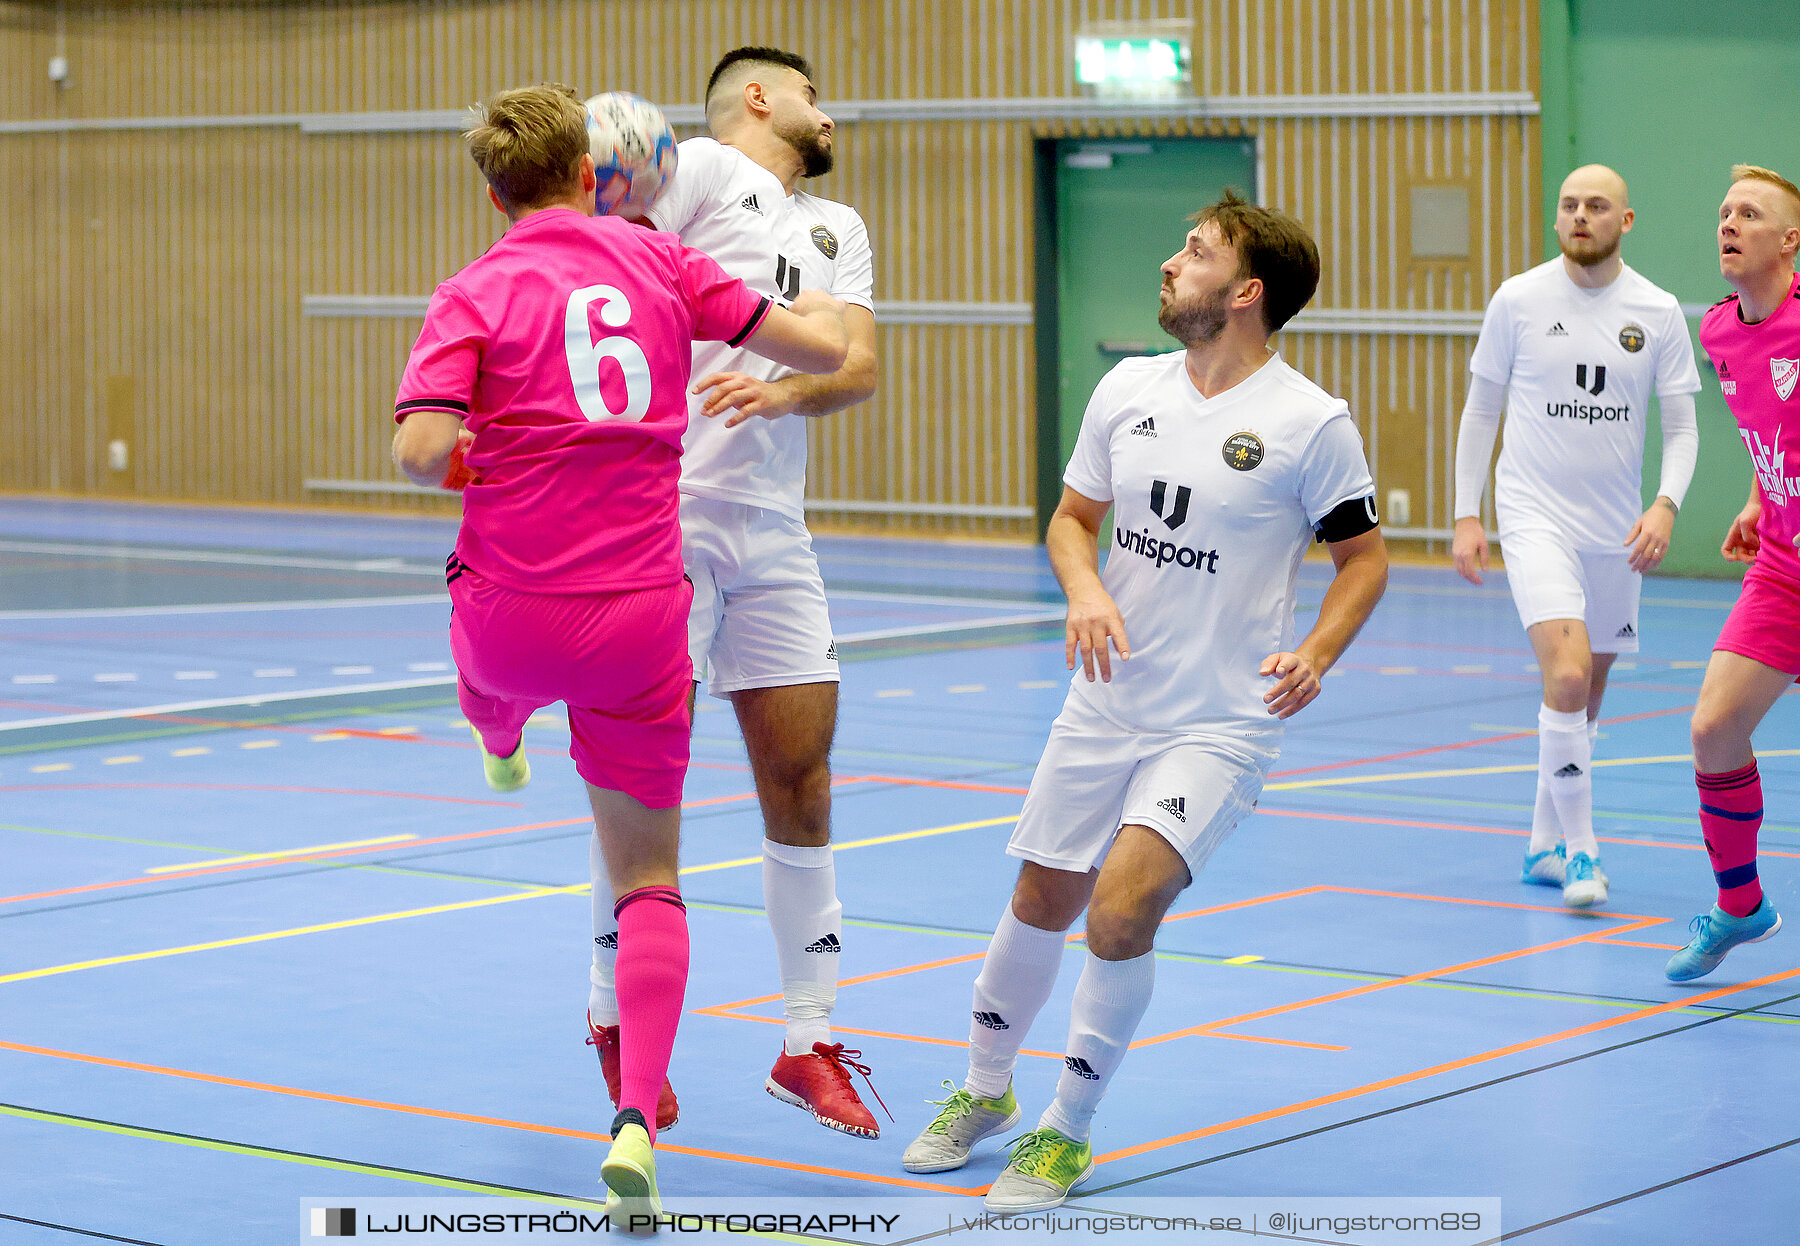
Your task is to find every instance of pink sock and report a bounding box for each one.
[1697,763,1764,918]
[613,886,688,1144]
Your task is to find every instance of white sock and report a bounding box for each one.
[1528,770,1561,855]
[1538,704,1597,859]
[1039,950,1156,1143]
[588,830,619,1026]
[763,838,841,1056]
[965,905,1068,1099]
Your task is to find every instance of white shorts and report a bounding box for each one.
[1498,527,1641,654]
[1007,693,1270,876]
[682,493,841,698]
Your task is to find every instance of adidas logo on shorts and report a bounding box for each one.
[741,193,763,215]
[1546,322,1568,336]
[1064,1056,1100,1081]
[1156,796,1187,823]
[1616,622,1636,639]
[972,1011,1009,1031]
[805,934,842,953]
[595,932,617,949]
[825,641,838,661]
[1130,417,1158,438]
[1554,763,1584,778]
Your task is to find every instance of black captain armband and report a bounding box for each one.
[1313,494,1380,543]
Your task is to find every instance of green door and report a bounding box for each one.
[1037,137,1258,530]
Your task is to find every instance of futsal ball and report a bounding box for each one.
[583,91,678,217]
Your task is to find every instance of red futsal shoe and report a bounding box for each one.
[586,1017,679,1133]
[765,1042,891,1139]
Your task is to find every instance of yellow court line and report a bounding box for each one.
[4,815,1022,986]
[1267,748,1800,792]
[144,834,419,874]
[0,886,584,986]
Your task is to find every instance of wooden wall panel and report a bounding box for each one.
[1,0,1539,544]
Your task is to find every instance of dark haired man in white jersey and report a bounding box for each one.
[901,192,1388,1212]
[1453,165,1700,911]
[585,47,884,1141]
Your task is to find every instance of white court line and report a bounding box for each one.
[0,676,457,733]
[0,593,446,620]
[830,588,1060,611]
[0,539,443,576]
[144,833,417,873]
[835,609,1064,644]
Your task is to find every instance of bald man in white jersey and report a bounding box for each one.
[585,47,884,1141]
[1454,164,1701,910]
[901,192,1388,1212]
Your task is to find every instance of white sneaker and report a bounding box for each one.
[901,1082,1021,1173]
[1563,852,1609,909]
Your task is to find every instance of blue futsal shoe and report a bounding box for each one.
[1562,852,1608,909]
[1521,844,1566,887]
[1665,902,1782,982]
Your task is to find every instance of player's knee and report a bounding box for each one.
[1541,662,1589,711]
[1011,864,1087,932]
[1084,900,1156,961]
[1690,702,1748,767]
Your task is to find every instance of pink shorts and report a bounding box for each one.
[1715,560,1800,677]
[449,570,694,809]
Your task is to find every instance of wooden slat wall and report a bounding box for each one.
[0,0,1538,539]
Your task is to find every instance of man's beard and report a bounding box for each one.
[1158,280,1233,347]
[778,120,834,177]
[1559,230,1620,268]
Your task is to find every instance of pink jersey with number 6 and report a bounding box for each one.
[395,207,771,594]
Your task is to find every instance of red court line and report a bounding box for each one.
[1269,702,1696,779]
[0,782,512,805]
[0,1038,980,1195]
[1095,962,1800,1165]
[0,788,763,907]
[838,773,1031,796]
[1260,808,1800,860]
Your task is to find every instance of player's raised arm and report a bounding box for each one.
[737,288,849,375]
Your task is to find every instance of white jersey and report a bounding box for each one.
[647,137,875,519]
[1063,352,1374,748]
[1469,259,1701,547]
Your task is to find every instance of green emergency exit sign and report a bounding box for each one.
[1074,36,1188,91]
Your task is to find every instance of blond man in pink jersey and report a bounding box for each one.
[1668,165,1800,982]
[390,83,846,1221]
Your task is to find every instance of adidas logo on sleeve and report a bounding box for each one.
[1156,796,1187,823]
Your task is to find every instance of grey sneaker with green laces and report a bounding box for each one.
[900,1081,1021,1173]
[985,1126,1094,1213]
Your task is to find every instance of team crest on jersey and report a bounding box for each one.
[810,224,838,259]
[1618,324,1645,353]
[1772,358,1800,401]
[1222,431,1264,471]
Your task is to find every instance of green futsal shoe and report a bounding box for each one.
[601,1111,661,1235]
[901,1081,1021,1172]
[470,725,530,792]
[984,1126,1093,1214]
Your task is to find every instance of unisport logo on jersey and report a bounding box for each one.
[1115,480,1220,573]
[1547,363,1631,423]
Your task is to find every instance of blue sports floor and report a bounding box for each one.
[2,498,1796,1244]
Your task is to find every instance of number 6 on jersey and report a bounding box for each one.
[565,284,652,422]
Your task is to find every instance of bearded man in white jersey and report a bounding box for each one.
[900,192,1388,1212]
[584,47,883,1140]
[1453,165,1701,910]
